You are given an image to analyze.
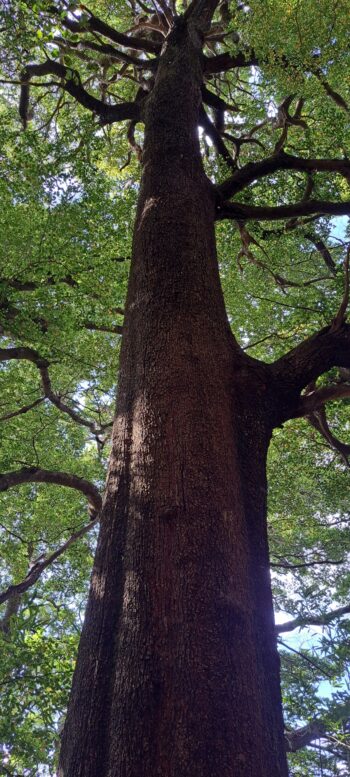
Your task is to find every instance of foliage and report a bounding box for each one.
[0,0,350,774]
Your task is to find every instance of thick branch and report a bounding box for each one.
[218,150,350,200]
[271,323,350,400]
[216,199,350,222]
[201,85,237,115]
[285,721,327,752]
[199,107,236,169]
[57,36,157,70]
[314,68,349,112]
[0,515,99,607]
[0,345,49,368]
[307,407,350,467]
[294,383,350,418]
[21,60,140,128]
[304,233,336,274]
[53,5,160,54]
[185,0,221,32]
[0,467,102,517]
[203,51,258,74]
[277,603,350,634]
[0,593,21,634]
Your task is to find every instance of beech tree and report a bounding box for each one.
[1,0,350,774]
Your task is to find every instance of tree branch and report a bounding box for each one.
[20,60,140,129]
[271,323,350,402]
[55,36,157,70]
[285,721,327,752]
[203,50,258,74]
[0,396,45,422]
[199,106,236,169]
[216,199,350,222]
[330,246,350,332]
[0,275,124,335]
[1,273,79,292]
[271,556,345,569]
[0,467,102,518]
[0,593,21,634]
[278,639,333,678]
[314,68,349,112]
[277,602,350,634]
[217,150,350,200]
[0,347,111,434]
[185,0,222,32]
[50,4,161,54]
[201,84,238,116]
[0,515,99,607]
[0,346,49,368]
[304,233,336,274]
[84,321,123,335]
[294,383,350,419]
[307,406,350,467]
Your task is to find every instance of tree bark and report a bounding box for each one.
[59,20,288,777]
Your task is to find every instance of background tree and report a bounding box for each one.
[0,0,350,775]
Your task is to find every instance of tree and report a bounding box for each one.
[0,0,350,775]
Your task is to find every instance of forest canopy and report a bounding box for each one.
[0,0,350,775]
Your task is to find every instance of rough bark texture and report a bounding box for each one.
[59,20,288,777]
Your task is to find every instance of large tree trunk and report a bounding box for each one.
[59,22,288,777]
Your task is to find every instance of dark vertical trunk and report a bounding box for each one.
[59,22,288,777]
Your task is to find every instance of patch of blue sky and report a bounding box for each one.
[275,612,347,700]
[329,216,349,243]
